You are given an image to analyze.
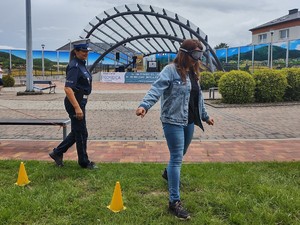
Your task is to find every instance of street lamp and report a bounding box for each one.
[68,39,72,53]
[270,31,274,69]
[41,44,45,79]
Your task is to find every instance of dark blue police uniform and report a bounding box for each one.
[52,56,93,168]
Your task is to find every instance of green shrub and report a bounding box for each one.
[199,71,216,90]
[218,70,255,104]
[281,68,300,101]
[222,62,238,71]
[213,71,226,87]
[241,64,251,73]
[2,75,15,87]
[253,69,287,102]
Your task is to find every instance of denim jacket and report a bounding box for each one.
[139,63,210,131]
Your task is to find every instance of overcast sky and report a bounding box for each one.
[0,0,298,50]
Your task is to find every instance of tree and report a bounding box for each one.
[214,43,229,49]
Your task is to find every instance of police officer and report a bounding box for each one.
[49,39,97,169]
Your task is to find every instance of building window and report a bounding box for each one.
[279,29,289,39]
[258,33,267,43]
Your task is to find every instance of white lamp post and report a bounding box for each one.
[68,39,72,53]
[41,44,45,79]
[270,31,274,69]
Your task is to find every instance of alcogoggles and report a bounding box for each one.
[179,48,203,60]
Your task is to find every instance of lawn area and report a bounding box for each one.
[0,160,299,225]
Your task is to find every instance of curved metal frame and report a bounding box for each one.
[82,4,223,72]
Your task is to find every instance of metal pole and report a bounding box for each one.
[25,0,33,91]
[237,47,240,70]
[267,44,270,67]
[9,50,12,73]
[68,39,72,56]
[41,44,45,79]
[286,40,289,68]
[270,31,274,69]
[205,35,214,72]
[57,51,59,75]
[251,45,254,73]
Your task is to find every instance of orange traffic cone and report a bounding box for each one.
[15,162,30,186]
[107,181,126,212]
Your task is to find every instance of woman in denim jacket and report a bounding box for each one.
[136,39,214,220]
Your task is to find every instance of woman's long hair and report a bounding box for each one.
[69,49,76,62]
[174,39,203,82]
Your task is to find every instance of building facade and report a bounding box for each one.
[250,8,300,45]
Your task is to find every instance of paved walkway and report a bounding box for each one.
[1,139,299,163]
[0,81,299,163]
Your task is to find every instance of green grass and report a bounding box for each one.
[0,161,299,225]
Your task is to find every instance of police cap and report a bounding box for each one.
[72,39,91,51]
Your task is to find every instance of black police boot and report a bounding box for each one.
[49,150,63,167]
[169,200,191,220]
[85,161,98,170]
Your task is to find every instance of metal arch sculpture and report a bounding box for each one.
[81,4,223,72]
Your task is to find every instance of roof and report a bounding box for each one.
[79,4,222,71]
[250,8,300,31]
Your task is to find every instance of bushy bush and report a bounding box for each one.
[253,69,287,102]
[222,62,238,72]
[281,68,300,101]
[213,71,226,87]
[241,64,251,73]
[2,75,15,87]
[199,71,216,90]
[218,70,255,104]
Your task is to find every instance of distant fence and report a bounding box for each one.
[215,39,300,72]
[1,38,299,77]
[0,49,128,77]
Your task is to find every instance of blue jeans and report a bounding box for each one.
[163,122,194,202]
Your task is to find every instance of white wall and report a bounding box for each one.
[252,26,300,45]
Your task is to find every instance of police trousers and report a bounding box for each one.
[54,97,90,167]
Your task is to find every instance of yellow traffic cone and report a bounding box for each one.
[107,181,126,212]
[15,162,30,186]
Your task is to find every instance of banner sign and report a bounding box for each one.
[100,72,125,83]
[125,72,160,83]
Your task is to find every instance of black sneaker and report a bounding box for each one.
[169,200,191,220]
[162,168,168,181]
[85,161,98,170]
[49,151,63,167]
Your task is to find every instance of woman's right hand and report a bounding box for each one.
[75,107,84,120]
[64,87,84,120]
[136,107,147,118]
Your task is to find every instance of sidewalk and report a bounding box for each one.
[1,139,299,163]
[0,81,299,163]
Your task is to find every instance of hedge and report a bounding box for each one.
[218,70,255,104]
[253,69,287,102]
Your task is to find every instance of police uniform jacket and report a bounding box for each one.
[65,57,92,98]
